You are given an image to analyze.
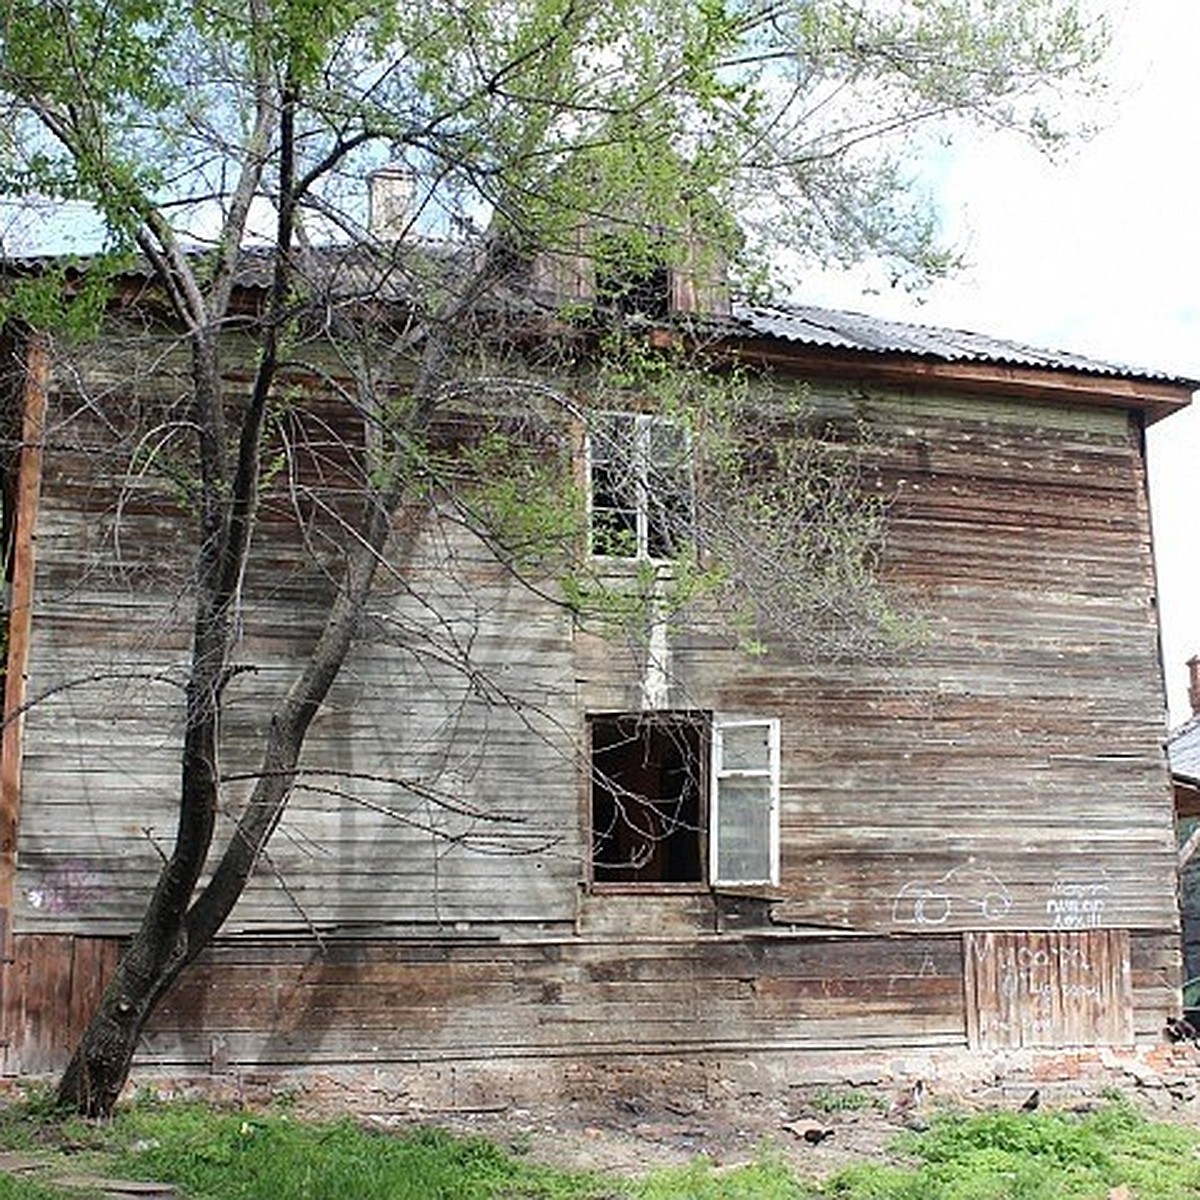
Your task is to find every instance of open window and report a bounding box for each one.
[587,412,692,560]
[588,711,780,887]
[710,718,780,886]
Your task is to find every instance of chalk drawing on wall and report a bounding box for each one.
[1045,869,1110,930]
[893,862,1012,926]
[25,860,102,914]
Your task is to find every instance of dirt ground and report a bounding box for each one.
[299,1048,1200,1180]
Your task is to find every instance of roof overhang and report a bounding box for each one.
[708,335,1194,426]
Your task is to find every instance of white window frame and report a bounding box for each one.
[709,716,781,887]
[585,412,691,561]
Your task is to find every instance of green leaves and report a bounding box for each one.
[0,252,131,339]
[0,0,1108,294]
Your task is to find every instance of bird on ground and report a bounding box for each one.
[886,1079,925,1123]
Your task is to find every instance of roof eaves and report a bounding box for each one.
[731,301,1200,392]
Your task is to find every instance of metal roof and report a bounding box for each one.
[1169,718,1200,785]
[732,301,1200,389]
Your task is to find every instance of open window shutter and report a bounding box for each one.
[710,717,780,886]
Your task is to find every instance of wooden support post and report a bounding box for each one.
[0,332,49,963]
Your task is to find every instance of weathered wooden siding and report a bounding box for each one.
[963,929,1132,1049]
[10,927,1177,1078]
[13,329,581,935]
[17,524,582,933]
[580,388,1176,940]
[139,932,969,1069]
[4,324,1182,1080]
[0,934,120,1074]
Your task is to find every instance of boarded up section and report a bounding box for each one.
[964,929,1132,1049]
[1,934,120,1073]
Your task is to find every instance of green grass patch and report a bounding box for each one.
[816,1098,1200,1199]
[636,1153,811,1198]
[110,1103,614,1199]
[0,1091,1199,1199]
[806,1089,880,1115]
[0,1180,94,1200]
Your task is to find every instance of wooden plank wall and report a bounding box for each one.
[963,929,1132,1049]
[3,928,1180,1080]
[6,325,1183,1078]
[15,331,582,935]
[580,388,1178,940]
[139,932,966,1071]
[1,934,119,1074]
[1131,932,1181,1040]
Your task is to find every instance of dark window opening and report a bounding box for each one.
[589,412,640,558]
[590,712,707,884]
[596,260,671,320]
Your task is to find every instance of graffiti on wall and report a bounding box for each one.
[26,860,103,914]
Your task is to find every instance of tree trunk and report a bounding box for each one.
[55,923,191,1116]
[55,492,403,1112]
[53,216,483,1113]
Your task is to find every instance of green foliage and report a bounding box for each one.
[0,256,129,341]
[636,1152,810,1199]
[0,1178,83,1200]
[576,338,919,660]
[819,1099,1200,1200]
[109,1103,614,1200]
[807,1088,881,1115]
[3,1097,1200,1200]
[453,430,586,570]
[0,0,1108,288]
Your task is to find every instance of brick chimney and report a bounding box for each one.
[368,164,415,241]
[1189,656,1200,717]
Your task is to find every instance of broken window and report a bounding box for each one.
[589,712,780,887]
[587,412,692,560]
[595,259,671,320]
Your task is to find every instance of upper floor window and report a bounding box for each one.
[587,412,692,560]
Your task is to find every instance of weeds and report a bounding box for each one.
[806,1089,880,1115]
[636,1153,810,1198]
[0,1091,1197,1199]
[110,1107,614,1199]
[819,1097,1200,1199]
[0,1180,89,1200]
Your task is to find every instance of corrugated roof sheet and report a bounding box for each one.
[1170,718,1200,785]
[732,301,1199,388]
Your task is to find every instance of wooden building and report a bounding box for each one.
[0,258,1193,1100]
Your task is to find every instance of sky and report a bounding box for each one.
[802,0,1200,728]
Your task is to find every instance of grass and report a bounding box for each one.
[0,1182,91,1200]
[111,1105,611,1200]
[806,1089,881,1116]
[0,1090,1199,1198]
[815,1099,1200,1199]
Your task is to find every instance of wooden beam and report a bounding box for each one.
[0,332,49,960]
